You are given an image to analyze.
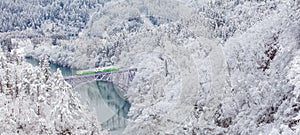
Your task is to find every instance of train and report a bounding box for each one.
[75,66,119,75]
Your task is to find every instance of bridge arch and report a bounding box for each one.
[64,68,137,94]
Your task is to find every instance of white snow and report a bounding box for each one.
[0,0,299,134]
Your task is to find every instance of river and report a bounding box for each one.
[25,57,130,134]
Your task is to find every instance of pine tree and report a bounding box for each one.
[5,68,13,97]
[0,73,3,93]
[22,68,32,95]
[0,56,7,69]
[13,68,19,98]
[39,55,51,82]
[50,69,100,134]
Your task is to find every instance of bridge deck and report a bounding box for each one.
[64,68,137,90]
[64,68,137,80]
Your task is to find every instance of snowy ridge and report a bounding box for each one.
[0,0,299,134]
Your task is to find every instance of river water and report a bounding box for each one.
[25,57,130,134]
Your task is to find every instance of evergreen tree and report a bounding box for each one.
[39,55,51,82]
[51,69,100,134]
[0,50,105,134]
[5,68,13,97]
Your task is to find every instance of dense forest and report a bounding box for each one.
[0,0,299,134]
[0,50,106,134]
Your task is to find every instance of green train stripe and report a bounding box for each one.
[76,67,119,75]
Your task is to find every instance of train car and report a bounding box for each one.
[76,66,119,75]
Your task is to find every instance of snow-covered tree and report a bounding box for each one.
[0,50,107,134]
[1,0,299,134]
[50,69,100,134]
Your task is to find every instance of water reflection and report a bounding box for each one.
[96,81,130,130]
[75,81,130,132]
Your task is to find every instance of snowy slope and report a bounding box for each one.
[0,51,108,134]
[1,0,299,134]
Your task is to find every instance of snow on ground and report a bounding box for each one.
[3,0,300,134]
[112,20,234,133]
[116,1,300,134]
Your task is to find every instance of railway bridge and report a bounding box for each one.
[64,68,137,92]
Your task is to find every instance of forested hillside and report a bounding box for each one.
[0,50,107,134]
[0,0,299,134]
[0,0,109,33]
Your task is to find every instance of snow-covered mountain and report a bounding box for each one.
[0,0,299,134]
